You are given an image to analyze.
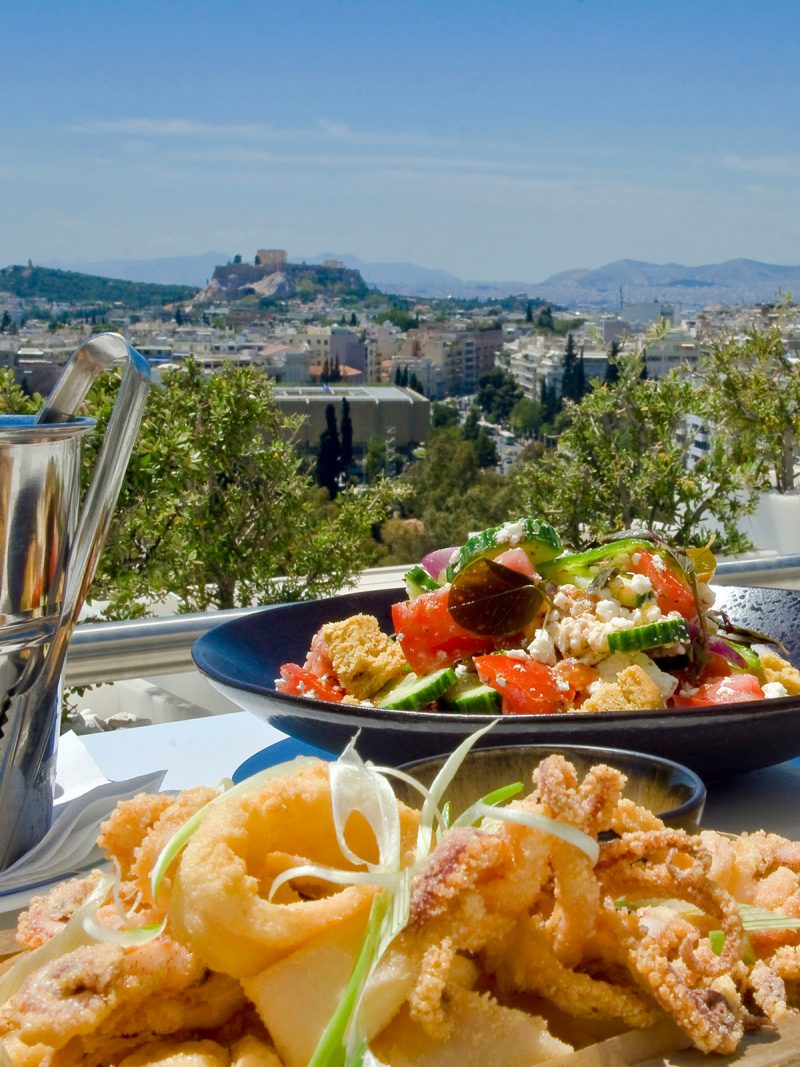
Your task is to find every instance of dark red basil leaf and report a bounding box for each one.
[448,557,547,636]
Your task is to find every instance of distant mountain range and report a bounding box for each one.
[47,252,226,289]
[534,258,800,310]
[44,252,800,308]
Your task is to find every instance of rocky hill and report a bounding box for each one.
[195,258,369,304]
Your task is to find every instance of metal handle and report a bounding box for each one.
[37,332,132,424]
[37,336,152,698]
[64,339,152,631]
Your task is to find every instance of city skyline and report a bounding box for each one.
[4,0,800,283]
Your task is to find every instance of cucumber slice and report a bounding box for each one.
[724,640,763,678]
[607,618,689,654]
[380,667,457,710]
[403,563,441,598]
[444,518,562,581]
[440,674,502,714]
[540,537,655,585]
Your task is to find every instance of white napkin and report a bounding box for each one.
[0,731,166,912]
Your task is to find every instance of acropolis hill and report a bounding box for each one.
[196,249,369,303]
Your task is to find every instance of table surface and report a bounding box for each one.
[79,710,800,839]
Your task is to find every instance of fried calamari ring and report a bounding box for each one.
[100,787,220,920]
[169,760,419,978]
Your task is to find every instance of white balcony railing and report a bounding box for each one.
[65,556,800,692]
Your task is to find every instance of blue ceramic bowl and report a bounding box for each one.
[193,584,800,779]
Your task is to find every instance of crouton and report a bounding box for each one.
[320,614,407,700]
[580,664,665,714]
[757,648,800,695]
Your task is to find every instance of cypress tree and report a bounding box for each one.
[576,349,586,399]
[605,340,621,384]
[340,397,353,473]
[315,403,343,499]
[561,333,579,401]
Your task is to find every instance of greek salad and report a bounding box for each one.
[276,518,800,715]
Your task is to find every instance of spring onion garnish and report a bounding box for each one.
[451,781,524,828]
[415,718,499,860]
[330,740,401,872]
[465,803,600,864]
[616,897,800,933]
[307,721,502,1066]
[707,928,757,964]
[0,870,116,1006]
[271,741,408,902]
[308,892,388,1067]
[82,914,168,946]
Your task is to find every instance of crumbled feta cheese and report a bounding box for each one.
[555,675,571,692]
[763,681,789,699]
[455,663,470,678]
[751,643,774,659]
[504,648,529,659]
[527,627,557,665]
[595,598,628,621]
[711,681,742,701]
[495,520,525,545]
[629,572,653,596]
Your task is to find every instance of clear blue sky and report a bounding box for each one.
[4,0,800,282]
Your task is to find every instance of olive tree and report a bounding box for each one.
[697,326,800,493]
[82,360,399,616]
[512,353,758,552]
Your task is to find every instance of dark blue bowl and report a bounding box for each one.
[192,584,800,779]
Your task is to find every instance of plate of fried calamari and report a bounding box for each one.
[194,518,800,776]
[2,737,800,1065]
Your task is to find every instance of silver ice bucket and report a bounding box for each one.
[0,334,151,869]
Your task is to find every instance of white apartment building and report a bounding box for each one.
[644,324,705,377]
[499,335,609,399]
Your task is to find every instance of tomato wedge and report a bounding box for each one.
[553,657,599,703]
[392,587,496,673]
[474,654,566,715]
[630,549,697,620]
[493,547,539,580]
[671,673,764,708]
[276,663,345,703]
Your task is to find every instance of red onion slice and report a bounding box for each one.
[707,636,747,668]
[421,547,457,582]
